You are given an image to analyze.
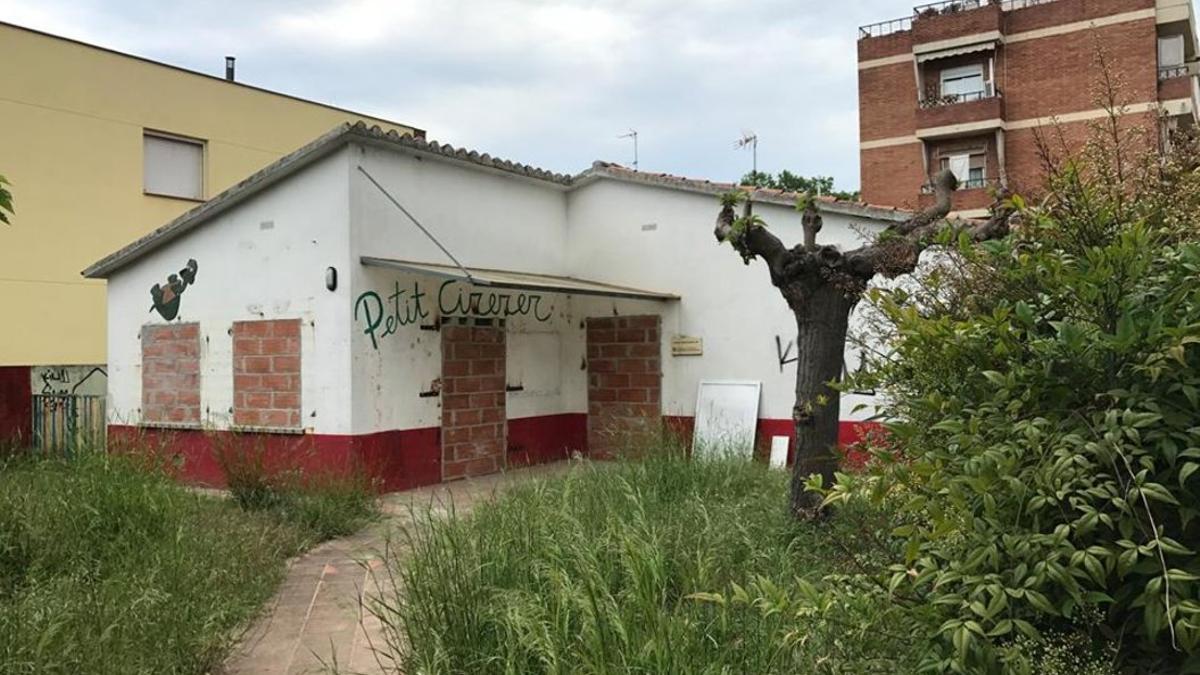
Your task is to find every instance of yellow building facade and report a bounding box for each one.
[0,21,420,368]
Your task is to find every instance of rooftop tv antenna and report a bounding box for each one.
[618,129,639,170]
[735,130,758,178]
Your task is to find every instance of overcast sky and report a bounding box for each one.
[3,1,977,190]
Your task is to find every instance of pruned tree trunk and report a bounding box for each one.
[789,284,854,517]
[713,170,1016,520]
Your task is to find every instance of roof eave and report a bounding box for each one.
[81,123,578,279]
[576,167,910,223]
[82,123,355,279]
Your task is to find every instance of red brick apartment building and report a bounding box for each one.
[858,0,1200,215]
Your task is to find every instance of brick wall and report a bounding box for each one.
[916,96,1005,130]
[1005,0,1154,34]
[1004,112,1159,196]
[918,185,996,212]
[860,143,925,209]
[858,0,1160,210]
[912,3,1001,45]
[141,323,200,424]
[441,324,506,480]
[1003,18,1157,121]
[232,319,301,429]
[859,62,919,142]
[1159,74,1193,102]
[586,315,661,458]
[858,30,912,62]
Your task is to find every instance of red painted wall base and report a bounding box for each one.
[107,414,881,493]
[108,425,443,491]
[507,413,586,467]
[0,366,32,446]
[108,414,589,492]
[663,416,882,469]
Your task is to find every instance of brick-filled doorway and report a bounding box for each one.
[141,323,201,425]
[586,315,662,458]
[440,323,506,480]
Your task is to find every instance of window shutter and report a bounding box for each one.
[1159,35,1185,68]
[144,133,204,200]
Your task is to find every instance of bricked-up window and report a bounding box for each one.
[441,324,506,480]
[141,323,201,425]
[586,315,662,458]
[232,319,301,429]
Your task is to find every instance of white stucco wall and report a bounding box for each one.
[564,178,888,422]
[105,149,355,433]
[346,141,577,435]
[104,139,897,440]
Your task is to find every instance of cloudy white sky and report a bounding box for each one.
[5,1,968,189]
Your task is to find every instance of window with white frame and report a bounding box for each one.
[939,152,986,188]
[940,64,987,99]
[143,132,204,200]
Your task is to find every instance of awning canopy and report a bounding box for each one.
[360,257,680,301]
[916,41,996,63]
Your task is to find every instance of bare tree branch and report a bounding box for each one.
[802,200,822,251]
[714,198,791,281]
[890,169,958,236]
[712,167,1016,519]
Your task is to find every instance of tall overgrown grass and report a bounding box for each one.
[212,433,379,540]
[0,443,376,674]
[371,447,912,673]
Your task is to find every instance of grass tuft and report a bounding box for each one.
[372,447,900,673]
[0,451,317,674]
[213,434,379,540]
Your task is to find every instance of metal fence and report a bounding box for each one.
[859,0,1060,39]
[32,394,106,456]
[1159,63,1199,81]
[913,0,986,16]
[859,16,913,39]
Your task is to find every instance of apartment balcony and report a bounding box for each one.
[918,176,1000,212]
[912,0,1002,45]
[857,1,1063,43]
[1159,62,1199,102]
[915,88,1005,136]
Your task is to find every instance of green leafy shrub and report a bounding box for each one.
[827,161,1200,671]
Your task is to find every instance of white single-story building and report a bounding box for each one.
[83,122,907,489]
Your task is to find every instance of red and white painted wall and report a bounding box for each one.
[94,127,904,490]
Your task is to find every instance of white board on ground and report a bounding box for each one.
[692,380,761,460]
[769,435,789,469]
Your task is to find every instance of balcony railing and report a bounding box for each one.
[919,86,1001,109]
[1159,63,1200,81]
[859,16,913,39]
[914,0,1056,16]
[998,0,1058,10]
[921,176,998,193]
[859,0,1058,39]
[913,0,986,18]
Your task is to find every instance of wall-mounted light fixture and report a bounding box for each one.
[325,267,338,291]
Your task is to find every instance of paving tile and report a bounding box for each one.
[220,461,576,674]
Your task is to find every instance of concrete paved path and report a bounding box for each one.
[221,461,574,675]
